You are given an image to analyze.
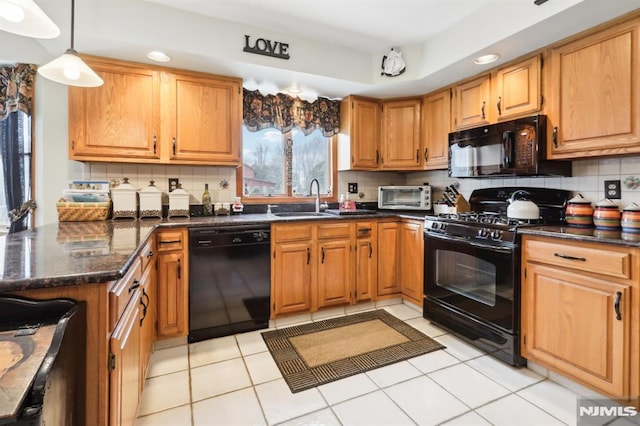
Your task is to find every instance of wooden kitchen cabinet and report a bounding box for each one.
[381,98,422,170]
[156,228,189,338]
[138,236,156,391]
[494,54,541,120]
[454,74,491,129]
[272,223,314,316]
[521,235,640,402]
[69,57,160,162]
[354,221,377,303]
[338,96,381,170]
[161,70,241,165]
[69,56,242,165]
[422,88,452,170]
[377,221,400,297]
[548,16,640,158]
[398,220,424,305]
[316,222,354,308]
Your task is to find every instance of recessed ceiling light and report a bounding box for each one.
[146,51,171,62]
[474,53,500,65]
[286,86,301,95]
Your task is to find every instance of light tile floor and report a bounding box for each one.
[135,301,628,426]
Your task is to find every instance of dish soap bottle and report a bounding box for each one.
[202,183,212,216]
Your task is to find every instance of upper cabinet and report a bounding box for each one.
[548,17,640,159]
[69,58,161,161]
[381,98,422,170]
[69,56,242,166]
[453,74,491,130]
[494,55,541,120]
[338,96,381,170]
[422,88,452,170]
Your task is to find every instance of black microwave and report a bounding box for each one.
[448,115,571,178]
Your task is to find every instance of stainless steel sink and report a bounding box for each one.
[272,212,333,218]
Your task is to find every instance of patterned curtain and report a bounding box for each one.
[243,88,340,137]
[0,64,36,121]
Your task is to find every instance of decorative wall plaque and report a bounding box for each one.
[243,35,290,60]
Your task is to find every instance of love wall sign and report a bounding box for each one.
[243,35,290,60]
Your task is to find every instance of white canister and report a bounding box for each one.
[168,184,190,218]
[138,180,163,219]
[111,177,138,220]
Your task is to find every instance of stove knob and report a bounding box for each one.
[439,223,447,230]
[477,228,489,238]
[431,222,439,230]
[491,230,503,240]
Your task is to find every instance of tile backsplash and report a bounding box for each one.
[87,155,640,208]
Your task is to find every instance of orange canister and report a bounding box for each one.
[621,202,640,233]
[592,198,621,229]
[565,194,594,227]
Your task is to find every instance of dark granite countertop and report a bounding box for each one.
[0,211,428,294]
[518,225,640,248]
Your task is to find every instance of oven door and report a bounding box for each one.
[424,232,517,333]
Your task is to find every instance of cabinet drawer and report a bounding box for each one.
[109,258,142,331]
[157,230,184,252]
[524,238,632,279]
[274,224,313,242]
[356,221,375,238]
[139,235,156,272]
[318,222,352,239]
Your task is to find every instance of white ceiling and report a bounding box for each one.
[26,0,640,99]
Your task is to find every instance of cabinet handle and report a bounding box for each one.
[172,137,176,155]
[177,259,181,279]
[306,247,311,265]
[140,288,149,325]
[552,127,558,147]
[128,279,140,293]
[375,150,380,164]
[321,247,325,264]
[424,148,428,162]
[368,242,373,258]
[415,149,419,163]
[553,253,586,262]
[497,97,502,116]
[614,291,622,321]
[147,250,154,258]
[159,239,181,245]
[481,101,486,119]
[153,135,157,154]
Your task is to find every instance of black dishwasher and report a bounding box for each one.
[188,225,271,343]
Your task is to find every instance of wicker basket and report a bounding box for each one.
[57,201,111,222]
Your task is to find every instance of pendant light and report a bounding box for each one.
[37,0,103,87]
[0,0,59,39]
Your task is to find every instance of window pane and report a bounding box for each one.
[242,127,285,196]
[291,128,329,196]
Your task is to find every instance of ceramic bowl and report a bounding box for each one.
[592,198,621,229]
[621,202,640,233]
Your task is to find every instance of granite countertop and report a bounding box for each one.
[0,211,428,294]
[518,225,640,248]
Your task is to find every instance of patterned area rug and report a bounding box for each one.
[262,309,445,393]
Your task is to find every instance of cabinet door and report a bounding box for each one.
[549,20,640,158]
[377,222,399,296]
[422,89,452,170]
[495,55,541,120]
[272,241,313,315]
[522,263,630,397]
[399,221,424,304]
[157,251,188,337]
[163,71,242,165]
[139,258,156,390]
[355,237,376,302]
[381,99,422,170]
[454,74,491,129]
[317,239,352,308]
[109,292,141,426]
[69,58,160,161]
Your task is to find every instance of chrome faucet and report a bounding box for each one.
[267,204,277,215]
[309,178,320,213]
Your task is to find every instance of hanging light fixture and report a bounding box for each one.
[38,0,103,87]
[0,0,60,39]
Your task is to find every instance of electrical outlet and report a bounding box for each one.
[168,178,179,192]
[348,182,358,194]
[604,179,621,199]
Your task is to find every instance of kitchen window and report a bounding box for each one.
[238,89,340,203]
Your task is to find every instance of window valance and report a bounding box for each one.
[0,64,36,121]
[243,88,340,137]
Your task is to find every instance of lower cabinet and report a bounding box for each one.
[377,221,400,297]
[398,220,424,305]
[317,222,354,308]
[354,221,377,303]
[156,228,189,337]
[521,235,639,402]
